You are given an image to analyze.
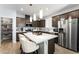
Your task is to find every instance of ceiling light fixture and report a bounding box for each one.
[33,14,36,21]
[21,8,24,11]
[39,9,43,19]
[46,8,48,11]
[30,16,32,22]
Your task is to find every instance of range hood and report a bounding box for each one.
[25,15,30,19]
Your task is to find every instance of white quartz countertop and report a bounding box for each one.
[23,32,58,44]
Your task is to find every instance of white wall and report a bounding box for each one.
[45,17,52,28]
[0,8,16,43]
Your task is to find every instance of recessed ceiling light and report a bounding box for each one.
[46,8,48,11]
[21,8,24,11]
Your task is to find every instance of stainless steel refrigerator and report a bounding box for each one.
[58,17,79,52]
[70,18,78,51]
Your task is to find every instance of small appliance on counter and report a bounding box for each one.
[32,31,42,35]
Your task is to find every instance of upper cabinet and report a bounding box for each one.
[52,16,60,27]
[16,17,26,27]
[39,20,45,27]
[32,20,39,27]
[16,17,30,27]
[32,20,45,27]
[61,13,70,20]
[61,10,79,19]
[16,17,25,25]
[69,10,79,19]
[52,10,79,27]
[26,19,30,24]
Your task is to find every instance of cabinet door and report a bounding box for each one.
[25,19,30,23]
[52,19,56,27]
[48,39,55,54]
[61,13,70,20]
[32,20,45,27]
[52,16,60,27]
[69,10,79,19]
[16,17,29,27]
[32,21,38,27]
[39,20,45,27]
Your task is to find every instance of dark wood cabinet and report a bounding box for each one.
[39,20,45,27]
[25,19,30,24]
[52,16,60,27]
[61,13,70,20]
[69,10,79,19]
[32,20,45,27]
[60,10,79,19]
[48,39,55,54]
[16,17,30,27]
[32,21,38,27]
[16,17,26,26]
[52,10,79,27]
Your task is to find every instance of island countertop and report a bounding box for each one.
[23,32,58,44]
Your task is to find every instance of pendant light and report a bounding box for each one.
[30,16,32,22]
[33,13,36,21]
[39,9,43,19]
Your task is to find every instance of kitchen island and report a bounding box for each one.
[23,32,58,54]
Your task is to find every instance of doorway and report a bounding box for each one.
[0,17,12,45]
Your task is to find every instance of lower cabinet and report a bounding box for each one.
[38,39,55,54]
[48,39,55,54]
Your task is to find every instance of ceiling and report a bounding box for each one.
[0,4,78,18]
[16,4,68,17]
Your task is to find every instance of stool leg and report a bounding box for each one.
[35,50,38,54]
[20,45,22,50]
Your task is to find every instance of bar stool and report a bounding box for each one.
[18,34,39,54]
